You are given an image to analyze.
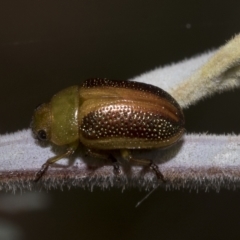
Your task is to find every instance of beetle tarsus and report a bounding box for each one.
[149,162,166,183]
[113,162,121,175]
[109,154,121,175]
[34,163,49,182]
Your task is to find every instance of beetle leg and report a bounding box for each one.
[34,142,78,182]
[85,149,108,159]
[108,154,121,175]
[120,149,165,182]
[86,149,121,175]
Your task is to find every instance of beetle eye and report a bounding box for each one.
[37,130,47,141]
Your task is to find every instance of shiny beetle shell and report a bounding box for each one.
[31,78,185,181]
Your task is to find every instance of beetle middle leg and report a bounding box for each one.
[86,149,121,175]
[121,149,165,182]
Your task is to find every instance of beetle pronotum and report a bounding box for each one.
[31,78,185,181]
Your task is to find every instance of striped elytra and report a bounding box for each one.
[78,78,184,149]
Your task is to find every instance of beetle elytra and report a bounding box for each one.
[31,78,185,181]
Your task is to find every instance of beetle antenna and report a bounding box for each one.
[135,185,159,208]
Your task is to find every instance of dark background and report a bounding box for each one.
[1,1,240,239]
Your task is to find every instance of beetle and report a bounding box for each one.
[31,78,185,181]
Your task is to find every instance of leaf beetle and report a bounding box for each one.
[31,78,185,181]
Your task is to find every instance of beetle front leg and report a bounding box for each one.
[34,142,78,182]
[120,149,165,182]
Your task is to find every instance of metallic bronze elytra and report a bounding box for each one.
[31,78,185,181]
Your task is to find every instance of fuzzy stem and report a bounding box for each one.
[0,130,240,192]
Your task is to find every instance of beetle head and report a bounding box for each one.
[31,103,51,142]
